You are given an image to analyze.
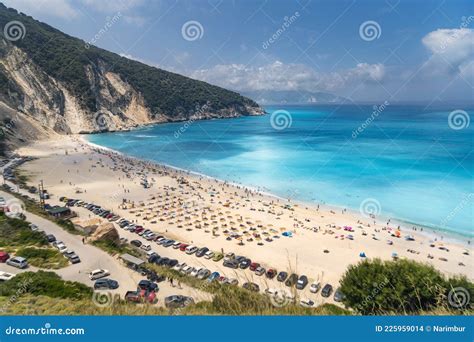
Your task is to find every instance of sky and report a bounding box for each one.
[3,0,473,103]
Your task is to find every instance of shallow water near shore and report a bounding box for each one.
[88,104,473,238]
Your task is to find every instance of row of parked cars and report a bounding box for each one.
[64,197,344,304]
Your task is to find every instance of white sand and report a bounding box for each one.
[15,135,473,303]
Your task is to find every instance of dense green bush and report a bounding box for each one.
[0,213,47,247]
[15,247,68,269]
[0,271,92,300]
[340,258,473,315]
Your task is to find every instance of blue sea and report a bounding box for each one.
[88,105,473,238]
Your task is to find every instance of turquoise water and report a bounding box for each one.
[88,105,473,237]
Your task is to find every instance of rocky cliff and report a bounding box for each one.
[0,4,263,144]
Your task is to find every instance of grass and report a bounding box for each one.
[0,213,69,269]
[0,185,84,236]
[0,213,47,247]
[0,271,92,300]
[92,239,142,258]
[16,247,68,269]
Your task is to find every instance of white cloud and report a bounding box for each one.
[421,28,474,77]
[190,60,386,93]
[3,0,78,19]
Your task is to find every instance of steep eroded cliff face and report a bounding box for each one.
[0,4,264,141]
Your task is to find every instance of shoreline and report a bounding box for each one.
[84,134,472,246]
[12,135,473,291]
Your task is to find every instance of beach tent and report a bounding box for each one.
[359,252,366,258]
[282,231,293,237]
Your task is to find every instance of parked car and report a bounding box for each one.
[125,290,141,303]
[130,240,142,248]
[89,269,110,280]
[172,241,181,249]
[285,273,298,287]
[94,278,119,290]
[310,282,321,293]
[207,271,220,282]
[190,267,201,277]
[6,256,28,269]
[0,271,15,281]
[179,243,189,251]
[243,282,260,292]
[223,259,239,269]
[321,284,333,298]
[140,244,151,251]
[64,250,81,264]
[334,288,345,302]
[255,266,265,276]
[138,279,158,292]
[162,239,175,248]
[164,295,194,309]
[0,251,10,263]
[239,258,251,269]
[195,247,209,257]
[266,268,277,279]
[300,298,315,308]
[204,250,214,259]
[173,262,186,271]
[197,269,211,280]
[185,245,198,255]
[296,275,308,290]
[167,259,179,268]
[180,266,192,275]
[45,234,56,243]
[212,253,223,262]
[249,262,260,271]
[277,271,288,282]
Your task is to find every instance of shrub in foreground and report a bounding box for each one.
[339,258,473,315]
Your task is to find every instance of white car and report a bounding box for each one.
[172,241,181,249]
[310,282,321,293]
[185,245,198,254]
[180,265,192,275]
[156,237,166,245]
[190,267,202,277]
[140,244,151,251]
[0,271,16,281]
[300,298,315,308]
[29,223,39,231]
[58,245,68,254]
[89,269,110,280]
[204,250,214,259]
[173,262,186,271]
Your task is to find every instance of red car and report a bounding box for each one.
[249,262,260,271]
[179,243,189,251]
[135,226,144,233]
[0,251,9,263]
[266,268,277,279]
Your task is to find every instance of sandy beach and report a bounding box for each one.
[14,135,473,303]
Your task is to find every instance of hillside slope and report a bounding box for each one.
[0,4,263,138]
